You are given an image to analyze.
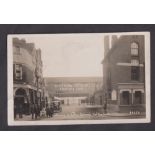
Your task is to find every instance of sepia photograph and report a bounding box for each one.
[7,32,150,125]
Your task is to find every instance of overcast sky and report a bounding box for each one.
[17,34,105,77]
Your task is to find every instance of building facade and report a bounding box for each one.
[45,77,103,105]
[13,38,45,114]
[102,35,145,113]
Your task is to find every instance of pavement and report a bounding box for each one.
[15,104,145,121]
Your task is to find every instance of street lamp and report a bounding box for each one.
[35,67,40,105]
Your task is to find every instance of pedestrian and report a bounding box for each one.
[103,102,107,114]
[37,104,40,118]
[34,104,38,119]
[19,103,23,118]
[14,104,17,119]
[50,105,54,117]
[40,107,46,117]
[45,106,48,117]
[31,104,35,119]
[46,106,50,117]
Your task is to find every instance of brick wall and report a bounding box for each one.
[104,35,145,91]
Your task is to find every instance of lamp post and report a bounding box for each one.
[35,67,40,105]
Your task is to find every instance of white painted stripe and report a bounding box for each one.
[117,62,144,67]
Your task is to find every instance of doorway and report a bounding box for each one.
[15,88,29,115]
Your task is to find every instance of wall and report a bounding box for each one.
[103,35,145,92]
[13,64,36,86]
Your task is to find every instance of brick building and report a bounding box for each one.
[102,35,145,113]
[13,38,45,114]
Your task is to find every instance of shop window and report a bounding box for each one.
[131,66,140,81]
[131,42,139,56]
[135,91,142,104]
[15,64,22,80]
[122,91,130,105]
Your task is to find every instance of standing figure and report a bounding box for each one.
[50,105,54,117]
[103,98,107,114]
[14,104,17,119]
[31,104,35,119]
[37,104,40,118]
[34,104,38,119]
[46,106,50,117]
[19,103,23,118]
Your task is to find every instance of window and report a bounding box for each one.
[131,42,139,56]
[112,89,117,100]
[122,91,130,105]
[134,91,142,104]
[131,59,139,66]
[131,66,139,80]
[15,64,22,80]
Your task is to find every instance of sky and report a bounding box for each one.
[17,33,105,77]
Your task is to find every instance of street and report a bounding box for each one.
[15,104,146,121]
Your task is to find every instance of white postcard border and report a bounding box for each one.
[7,32,151,126]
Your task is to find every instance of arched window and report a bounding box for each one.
[15,88,26,96]
[131,42,139,56]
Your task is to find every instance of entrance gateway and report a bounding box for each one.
[14,88,29,115]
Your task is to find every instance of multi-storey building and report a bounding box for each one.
[13,38,44,114]
[102,35,145,113]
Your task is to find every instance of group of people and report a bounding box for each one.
[14,103,55,120]
[31,104,42,120]
[45,106,54,118]
[14,103,23,119]
[31,104,55,119]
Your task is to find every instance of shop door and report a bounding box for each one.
[14,96,24,113]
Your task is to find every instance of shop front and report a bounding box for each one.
[118,83,145,113]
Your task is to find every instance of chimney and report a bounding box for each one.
[104,36,110,57]
[111,35,118,48]
[21,39,26,44]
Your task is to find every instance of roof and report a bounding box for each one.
[101,35,144,64]
[101,36,123,64]
[13,38,35,52]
